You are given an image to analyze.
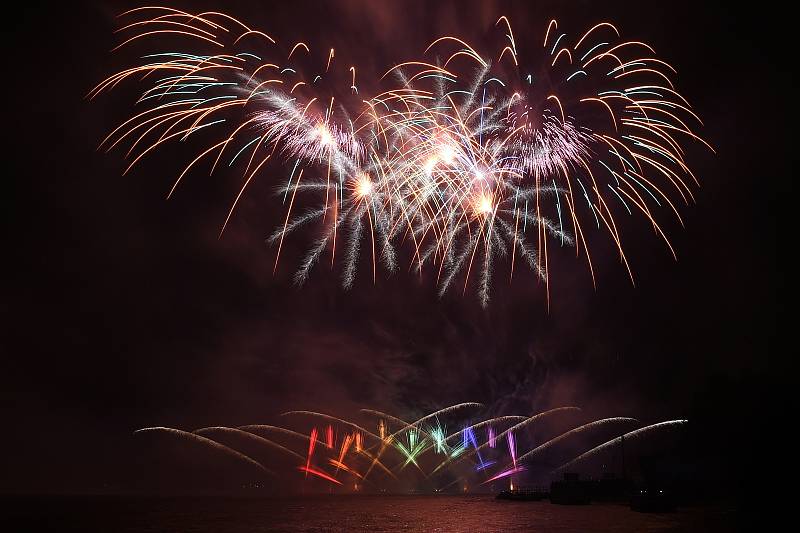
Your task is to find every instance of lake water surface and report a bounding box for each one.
[7,494,735,532]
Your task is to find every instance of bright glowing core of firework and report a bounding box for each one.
[315,124,335,148]
[476,194,494,216]
[356,174,373,198]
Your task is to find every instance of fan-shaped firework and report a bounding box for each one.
[134,403,687,490]
[91,7,711,305]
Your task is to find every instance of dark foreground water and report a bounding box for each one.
[6,495,736,532]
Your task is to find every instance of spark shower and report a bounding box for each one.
[91,6,711,305]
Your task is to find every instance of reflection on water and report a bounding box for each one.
[8,495,734,532]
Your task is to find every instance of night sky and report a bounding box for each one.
[5,1,789,496]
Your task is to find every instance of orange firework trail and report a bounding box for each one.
[92,7,711,306]
[325,424,334,448]
[306,427,318,473]
[298,465,342,485]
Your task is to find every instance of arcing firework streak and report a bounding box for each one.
[91,7,711,306]
[135,404,686,489]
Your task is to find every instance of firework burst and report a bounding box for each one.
[91,7,711,306]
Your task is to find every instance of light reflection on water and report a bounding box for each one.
[9,494,732,532]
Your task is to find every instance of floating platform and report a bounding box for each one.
[496,488,549,501]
